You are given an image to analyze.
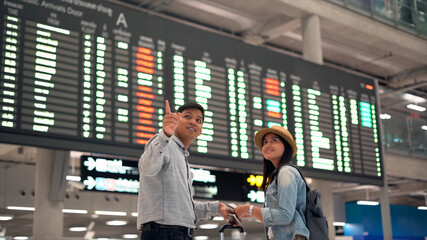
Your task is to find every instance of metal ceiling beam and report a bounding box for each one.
[242,16,301,46]
[389,66,427,87]
[380,81,427,99]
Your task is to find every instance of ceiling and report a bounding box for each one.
[1,0,426,239]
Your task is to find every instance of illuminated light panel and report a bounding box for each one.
[365,84,374,90]
[93,36,108,140]
[280,81,288,128]
[265,78,280,96]
[7,206,35,211]
[0,214,13,221]
[173,54,185,108]
[1,15,20,129]
[114,39,131,142]
[228,68,239,158]
[63,209,88,214]
[380,113,391,119]
[228,68,249,159]
[370,105,381,176]
[333,222,346,226]
[307,89,334,171]
[37,23,70,35]
[116,66,129,124]
[194,60,213,154]
[338,96,351,172]
[135,47,155,145]
[106,220,128,226]
[360,102,372,127]
[406,104,426,112]
[82,34,93,138]
[293,84,305,166]
[332,95,343,171]
[94,210,127,216]
[350,99,359,124]
[357,200,379,206]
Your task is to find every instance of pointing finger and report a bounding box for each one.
[165,100,171,114]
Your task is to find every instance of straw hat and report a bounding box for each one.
[254,125,298,157]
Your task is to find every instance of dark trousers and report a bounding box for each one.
[140,221,193,240]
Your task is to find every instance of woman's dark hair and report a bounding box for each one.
[177,102,205,120]
[260,134,293,191]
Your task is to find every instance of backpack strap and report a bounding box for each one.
[275,164,310,193]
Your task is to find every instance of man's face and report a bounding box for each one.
[174,108,203,143]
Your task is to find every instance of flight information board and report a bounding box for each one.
[0,0,384,184]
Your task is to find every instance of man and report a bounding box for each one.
[137,100,230,240]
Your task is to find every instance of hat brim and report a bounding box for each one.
[254,126,298,157]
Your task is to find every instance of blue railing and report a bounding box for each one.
[326,0,427,38]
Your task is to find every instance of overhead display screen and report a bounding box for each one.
[80,155,261,202]
[0,0,383,184]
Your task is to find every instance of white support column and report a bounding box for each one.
[310,179,336,240]
[301,13,331,239]
[33,148,64,240]
[301,15,323,65]
[375,80,393,240]
[380,181,393,240]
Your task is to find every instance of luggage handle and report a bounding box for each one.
[219,224,244,233]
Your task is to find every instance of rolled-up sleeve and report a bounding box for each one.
[194,201,220,220]
[138,130,171,176]
[261,167,298,227]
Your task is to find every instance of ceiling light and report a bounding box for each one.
[13,237,28,240]
[7,206,35,211]
[63,209,88,214]
[195,236,209,240]
[199,223,218,229]
[94,210,127,216]
[418,206,427,210]
[213,216,224,221]
[402,93,425,103]
[123,234,139,239]
[422,125,427,131]
[0,214,13,221]
[333,222,346,226]
[131,212,138,217]
[407,104,426,112]
[69,227,87,232]
[66,175,81,181]
[380,114,391,119]
[106,220,128,226]
[357,200,379,206]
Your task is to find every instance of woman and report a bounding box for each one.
[234,125,309,240]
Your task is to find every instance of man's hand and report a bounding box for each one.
[163,100,180,137]
[219,203,232,220]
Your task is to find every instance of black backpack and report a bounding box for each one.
[275,165,329,240]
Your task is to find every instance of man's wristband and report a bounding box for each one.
[248,205,254,216]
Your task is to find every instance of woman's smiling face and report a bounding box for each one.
[262,133,285,166]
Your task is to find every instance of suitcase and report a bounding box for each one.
[219,224,245,240]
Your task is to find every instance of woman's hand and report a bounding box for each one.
[233,204,251,219]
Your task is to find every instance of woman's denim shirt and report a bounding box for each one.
[261,166,310,240]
